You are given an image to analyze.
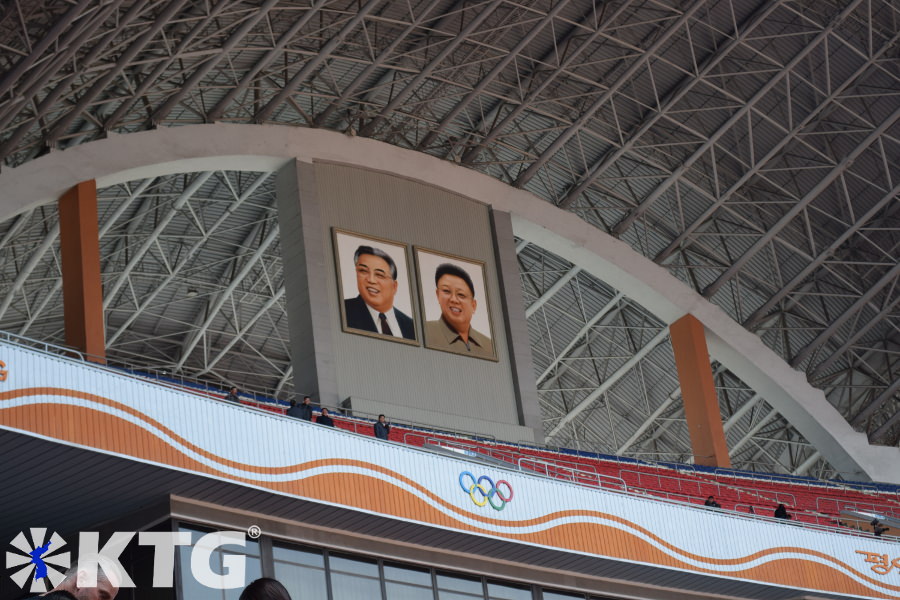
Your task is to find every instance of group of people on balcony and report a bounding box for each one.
[223,386,393,440]
[704,495,794,521]
[283,394,391,439]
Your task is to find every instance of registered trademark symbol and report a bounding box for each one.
[247,525,261,539]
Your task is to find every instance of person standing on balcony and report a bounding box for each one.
[704,495,721,508]
[317,407,335,427]
[374,414,391,440]
[286,399,304,419]
[224,386,240,403]
[297,395,314,421]
[774,503,792,520]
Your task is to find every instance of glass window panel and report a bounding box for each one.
[273,545,325,568]
[331,572,380,600]
[487,582,531,600]
[438,592,483,600]
[543,592,584,600]
[437,573,483,595]
[385,581,435,600]
[384,564,431,586]
[330,555,379,577]
[274,562,328,600]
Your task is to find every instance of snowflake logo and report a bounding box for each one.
[6,528,70,593]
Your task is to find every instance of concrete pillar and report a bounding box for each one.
[58,180,106,363]
[276,160,339,406]
[670,314,730,467]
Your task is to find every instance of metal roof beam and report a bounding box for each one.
[102,172,214,310]
[103,1,234,131]
[558,0,784,211]
[443,2,603,160]
[18,279,61,337]
[790,261,900,369]
[17,177,151,337]
[311,0,446,127]
[0,0,92,100]
[723,393,763,434]
[44,0,190,147]
[358,0,505,138]
[0,222,58,321]
[792,451,821,477]
[208,0,333,122]
[610,0,864,236]
[868,393,900,444]
[617,364,746,455]
[0,0,139,160]
[655,27,900,266]
[460,0,635,166]
[703,102,900,299]
[0,0,123,130]
[274,363,293,397]
[546,327,670,441]
[358,0,467,105]
[175,225,279,369]
[743,180,900,330]
[196,286,285,376]
[808,294,900,380]
[252,0,383,124]
[535,291,624,385]
[416,0,573,151]
[852,378,900,429]
[525,267,581,318]
[512,0,705,188]
[615,393,678,454]
[0,211,34,263]
[148,0,280,126]
[107,172,271,347]
[728,408,779,457]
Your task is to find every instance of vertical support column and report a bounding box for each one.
[670,314,730,468]
[491,210,543,443]
[58,180,106,363]
[276,159,339,407]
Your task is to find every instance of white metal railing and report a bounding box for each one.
[517,456,627,492]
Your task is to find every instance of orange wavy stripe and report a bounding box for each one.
[0,390,526,526]
[1,395,898,596]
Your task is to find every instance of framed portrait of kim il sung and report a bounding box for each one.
[415,247,497,361]
[333,228,418,345]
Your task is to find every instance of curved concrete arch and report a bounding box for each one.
[2,124,897,482]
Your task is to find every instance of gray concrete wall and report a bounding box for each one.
[282,161,537,443]
[276,160,339,405]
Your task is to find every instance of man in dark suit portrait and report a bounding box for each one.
[344,245,415,340]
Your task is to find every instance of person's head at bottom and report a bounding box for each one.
[240,578,292,600]
[48,555,121,600]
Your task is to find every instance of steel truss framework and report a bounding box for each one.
[0,0,897,478]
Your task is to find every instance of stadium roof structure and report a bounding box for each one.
[0,0,897,480]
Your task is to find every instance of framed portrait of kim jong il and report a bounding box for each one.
[415,247,497,361]
[333,228,419,345]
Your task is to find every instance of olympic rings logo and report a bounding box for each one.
[458,471,514,511]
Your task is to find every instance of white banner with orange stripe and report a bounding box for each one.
[0,341,897,599]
